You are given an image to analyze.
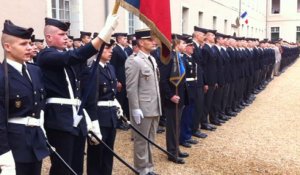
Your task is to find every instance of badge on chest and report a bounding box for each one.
[15,95,21,108]
[142,68,151,81]
[103,83,108,93]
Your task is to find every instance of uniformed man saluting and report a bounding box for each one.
[0,20,49,175]
[37,15,119,175]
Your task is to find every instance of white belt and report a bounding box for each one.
[186,78,197,82]
[46,98,81,106]
[97,100,118,107]
[8,117,40,127]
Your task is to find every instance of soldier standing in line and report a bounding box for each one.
[0,20,50,175]
[126,29,162,175]
[110,33,130,130]
[86,39,121,175]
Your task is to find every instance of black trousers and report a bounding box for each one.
[15,161,42,175]
[192,86,205,132]
[210,85,224,122]
[226,82,235,112]
[46,128,86,175]
[254,70,260,89]
[116,89,129,119]
[203,85,215,122]
[221,83,230,113]
[87,127,116,175]
[233,79,242,108]
[165,104,184,156]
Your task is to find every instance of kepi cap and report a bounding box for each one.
[45,17,70,31]
[2,20,33,39]
[135,29,152,40]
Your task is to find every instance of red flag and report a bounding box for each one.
[119,0,172,64]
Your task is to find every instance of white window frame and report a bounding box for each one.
[296,26,300,42]
[52,0,70,22]
[271,27,280,40]
[128,12,135,34]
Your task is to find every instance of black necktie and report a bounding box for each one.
[104,65,112,79]
[22,64,31,84]
[124,49,128,57]
[148,56,154,70]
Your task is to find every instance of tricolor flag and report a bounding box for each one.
[118,0,172,64]
[240,11,249,24]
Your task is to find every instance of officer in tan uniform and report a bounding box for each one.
[125,28,162,175]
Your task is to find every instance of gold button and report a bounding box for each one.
[34,102,38,105]
[34,91,37,94]
[32,113,35,116]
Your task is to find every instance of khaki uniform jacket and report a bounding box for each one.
[125,51,162,117]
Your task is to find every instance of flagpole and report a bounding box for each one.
[174,51,180,160]
[175,86,179,159]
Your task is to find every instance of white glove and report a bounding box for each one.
[83,109,102,145]
[114,99,123,119]
[40,110,47,138]
[88,120,102,145]
[98,14,119,43]
[132,109,144,125]
[0,151,16,175]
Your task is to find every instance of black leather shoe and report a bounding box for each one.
[146,172,159,175]
[253,90,260,94]
[237,105,245,110]
[232,108,241,112]
[186,139,198,144]
[180,142,191,148]
[156,127,165,134]
[241,102,249,106]
[219,115,229,121]
[117,123,129,131]
[192,131,207,138]
[179,152,189,158]
[222,114,231,120]
[226,111,237,116]
[168,157,185,164]
[218,119,226,123]
[201,124,217,131]
[211,121,222,126]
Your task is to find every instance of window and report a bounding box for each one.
[242,24,244,36]
[247,26,249,36]
[51,0,70,22]
[297,26,300,43]
[298,0,300,12]
[271,27,280,40]
[127,12,143,34]
[198,12,203,27]
[224,20,228,34]
[128,12,135,34]
[271,0,280,14]
[213,16,217,30]
[182,7,189,34]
